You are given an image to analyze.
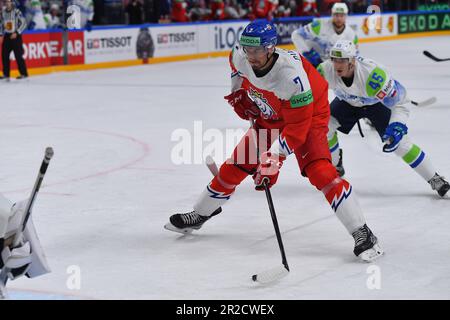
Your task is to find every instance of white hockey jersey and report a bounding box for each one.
[26,0,47,30]
[318,56,409,124]
[292,19,358,59]
[231,47,312,103]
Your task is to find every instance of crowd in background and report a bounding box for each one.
[1,0,450,29]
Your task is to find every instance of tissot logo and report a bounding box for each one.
[157,32,195,44]
[87,36,132,50]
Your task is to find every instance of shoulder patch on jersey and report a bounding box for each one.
[317,63,325,77]
[290,90,314,108]
[366,67,387,97]
[311,20,321,36]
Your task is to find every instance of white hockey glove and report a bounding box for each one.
[1,241,32,280]
[0,199,33,280]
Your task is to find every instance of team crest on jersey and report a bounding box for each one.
[248,89,276,119]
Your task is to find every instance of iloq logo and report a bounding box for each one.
[87,36,132,50]
[157,32,196,44]
[214,25,245,50]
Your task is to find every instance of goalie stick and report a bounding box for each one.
[0,147,54,300]
[423,51,450,62]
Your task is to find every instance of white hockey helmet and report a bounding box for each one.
[330,40,357,60]
[332,2,349,15]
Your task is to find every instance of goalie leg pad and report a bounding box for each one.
[0,199,50,280]
[0,194,13,239]
[23,215,51,278]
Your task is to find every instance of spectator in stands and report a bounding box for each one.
[301,0,319,16]
[44,3,62,29]
[210,0,225,20]
[249,0,277,20]
[172,0,189,22]
[274,0,292,18]
[352,0,367,13]
[142,0,157,23]
[223,0,249,19]
[126,0,144,25]
[159,0,171,22]
[188,0,211,21]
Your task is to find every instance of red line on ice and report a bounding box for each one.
[2,125,151,194]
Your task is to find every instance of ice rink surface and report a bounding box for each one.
[0,35,449,300]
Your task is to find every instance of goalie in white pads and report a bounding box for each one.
[319,40,450,197]
[291,2,358,68]
[0,193,50,283]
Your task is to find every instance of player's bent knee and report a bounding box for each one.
[305,159,339,191]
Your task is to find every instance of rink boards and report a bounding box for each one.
[2,10,449,77]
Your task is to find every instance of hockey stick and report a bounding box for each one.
[423,51,450,62]
[248,119,290,284]
[205,155,219,177]
[410,97,437,108]
[0,147,54,299]
[204,123,289,283]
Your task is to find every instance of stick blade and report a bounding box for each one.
[414,96,437,107]
[423,50,436,60]
[423,51,450,62]
[252,265,289,284]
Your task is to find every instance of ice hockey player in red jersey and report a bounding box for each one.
[165,20,383,262]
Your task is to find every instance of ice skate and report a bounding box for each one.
[352,224,384,262]
[428,173,450,197]
[164,208,222,234]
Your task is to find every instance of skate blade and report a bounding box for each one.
[164,223,195,235]
[358,244,384,262]
[438,185,450,198]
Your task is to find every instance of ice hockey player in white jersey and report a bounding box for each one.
[291,2,358,67]
[44,3,62,29]
[25,0,46,30]
[0,193,50,294]
[319,40,450,197]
